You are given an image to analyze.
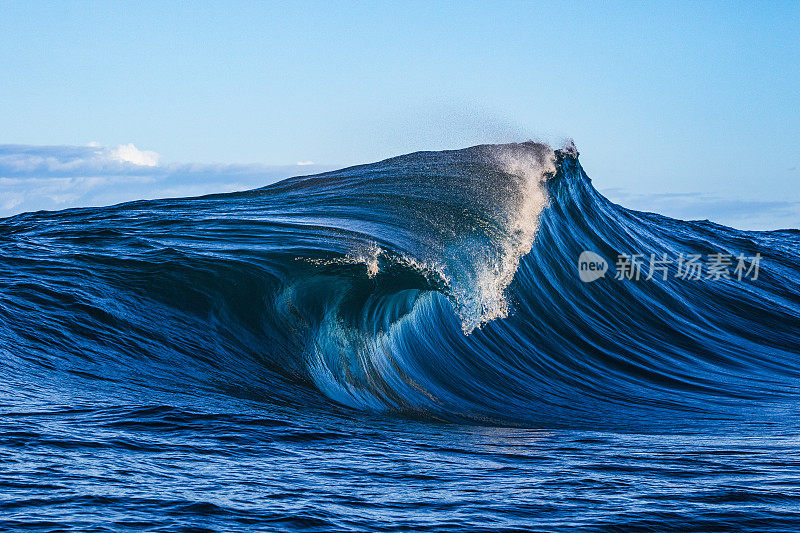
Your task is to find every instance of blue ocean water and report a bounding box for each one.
[1,143,799,531]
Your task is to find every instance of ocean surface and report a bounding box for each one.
[1,143,799,532]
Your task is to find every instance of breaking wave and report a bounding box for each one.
[2,142,799,429]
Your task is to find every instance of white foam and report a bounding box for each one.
[451,144,556,332]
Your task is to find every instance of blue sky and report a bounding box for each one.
[0,1,798,228]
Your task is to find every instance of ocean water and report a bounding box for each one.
[1,143,799,531]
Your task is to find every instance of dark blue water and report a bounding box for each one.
[2,143,799,531]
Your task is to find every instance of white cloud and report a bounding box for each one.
[0,142,332,218]
[0,142,161,175]
[296,160,315,166]
[109,143,160,167]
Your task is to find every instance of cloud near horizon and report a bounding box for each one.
[0,143,331,217]
[601,189,800,231]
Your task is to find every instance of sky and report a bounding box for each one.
[0,1,798,229]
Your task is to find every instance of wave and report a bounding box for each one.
[1,142,799,429]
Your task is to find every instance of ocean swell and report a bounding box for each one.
[1,142,799,429]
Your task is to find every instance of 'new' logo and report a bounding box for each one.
[578,251,608,282]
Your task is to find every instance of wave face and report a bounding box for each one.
[1,142,799,430]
